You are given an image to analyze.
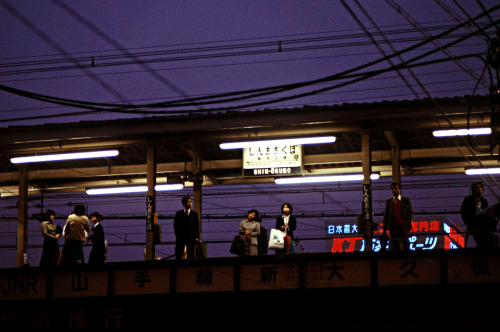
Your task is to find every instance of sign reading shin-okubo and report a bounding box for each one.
[243,144,302,176]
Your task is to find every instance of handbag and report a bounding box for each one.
[268,228,285,250]
[196,240,207,259]
[230,235,245,255]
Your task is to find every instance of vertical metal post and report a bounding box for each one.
[391,144,401,184]
[188,146,203,234]
[361,130,373,252]
[145,141,157,261]
[193,180,202,235]
[385,131,401,183]
[17,167,28,267]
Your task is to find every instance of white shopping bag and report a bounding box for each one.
[268,228,285,250]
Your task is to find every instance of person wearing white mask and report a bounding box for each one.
[275,202,297,254]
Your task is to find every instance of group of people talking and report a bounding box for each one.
[39,204,106,267]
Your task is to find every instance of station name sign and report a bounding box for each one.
[243,144,302,176]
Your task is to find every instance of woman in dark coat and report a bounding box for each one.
[39,209,61,267]
[275,202,297,253]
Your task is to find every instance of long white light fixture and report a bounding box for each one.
[275,173,380,185]
[465,168,500,175]
[220,136,336,150]
[11,150,119,164]
[433,127,491,137]
[86,183,183,195]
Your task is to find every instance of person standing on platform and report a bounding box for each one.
[460,182,497,248]
[60,204,91,265]
[173,196,200,260]
[382,182,413,251]
[275,202,297,254]
[39,209,61,267]
[239,209,261,256]
[88,212,106,264]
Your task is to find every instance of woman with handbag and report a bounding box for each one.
[275,202,297,254]
[239,209,261,256]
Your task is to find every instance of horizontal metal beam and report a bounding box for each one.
[1,145,496,181]
[0,144,497,195]
[0,96,492,148]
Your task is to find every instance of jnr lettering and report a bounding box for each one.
[1,275,37,295]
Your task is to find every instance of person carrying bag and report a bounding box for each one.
[268,228,285,250]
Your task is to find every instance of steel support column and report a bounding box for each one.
[192,156,203,236]
[384,131,401,183]
[145,142,157,261]
[16,167,28,267]
[361,130,373,252]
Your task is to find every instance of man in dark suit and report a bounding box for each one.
[460,182,496,248]
[174,196,200,260]
[382,182,413,251]
[88,212,106,264]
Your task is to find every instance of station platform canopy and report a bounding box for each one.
[0,95,496,195]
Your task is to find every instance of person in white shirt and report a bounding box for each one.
[60,204,91,265]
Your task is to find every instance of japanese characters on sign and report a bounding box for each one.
[1,253,499,304]
[114,269,170,295]
[306,261,371,288]
[146,195,154,232]
[239,264,300,290]
[328,219,466,253]
[176,266,234,293]
[52,271,108,298]
[448,255,500,284]
[243,144,302,176]
[327,223,360,235]
[378,258,442,286]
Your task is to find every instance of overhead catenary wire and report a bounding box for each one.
[0,10,498,116]
[386,0,490,89]
[0,74,485,125]
[0,18,493,71]
[0,32,488,76]
[49,0,197,106]
[0,1,131,105]
[0,3,497,124]
[385,0,500,199]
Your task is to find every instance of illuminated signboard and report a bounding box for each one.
[243,144,302,176]
[328,218,465,253]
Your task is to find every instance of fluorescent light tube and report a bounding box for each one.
[433,127,491,137]
[465,168,500,175]
[275,173,379,184]
[86,186,147,195]
[220,136,336,150]
[156,184,184,191]
[86,183,184,195]
[11,150,119,164]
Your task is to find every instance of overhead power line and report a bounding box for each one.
[0,32,488,76]
[0,3,498,121]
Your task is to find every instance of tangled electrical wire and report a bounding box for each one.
[0,3,498,118]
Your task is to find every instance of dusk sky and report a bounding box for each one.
[0,1,499,268]
[1,1,497,126]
